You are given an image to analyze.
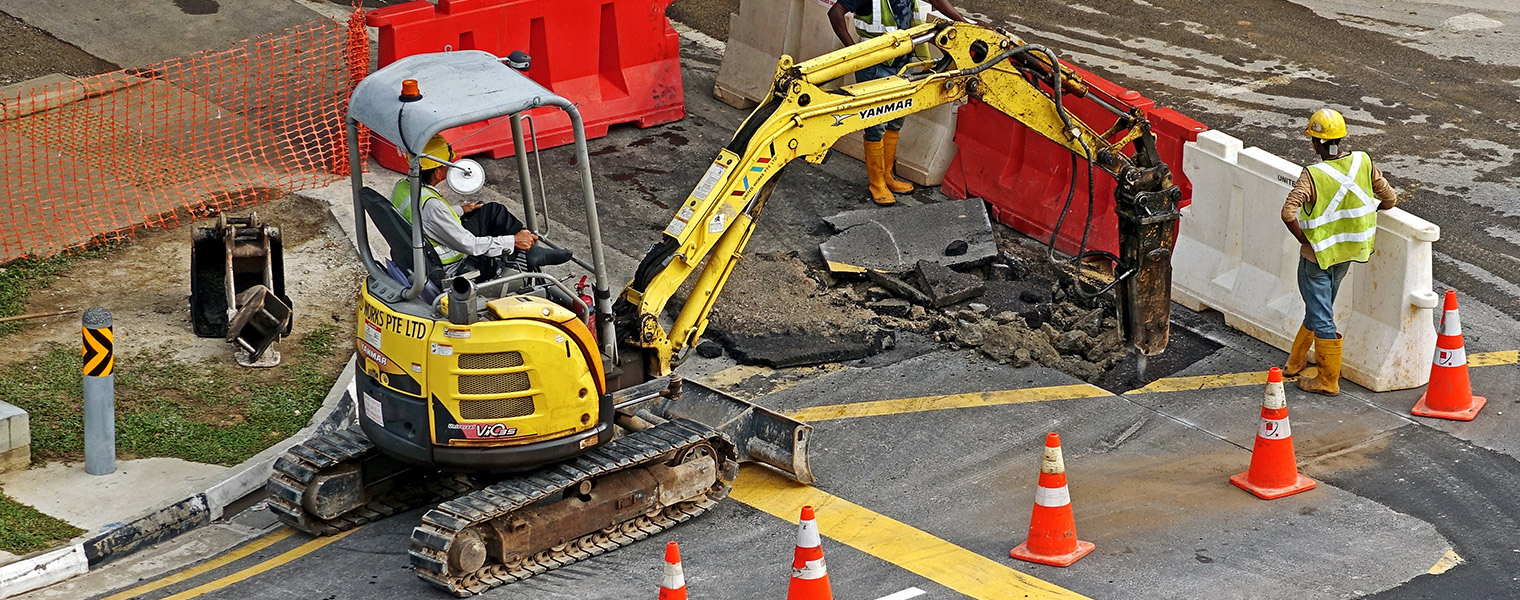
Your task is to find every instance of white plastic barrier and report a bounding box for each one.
[1173,130,1441,392]
[712,0,805,110]
[711,0,958,185]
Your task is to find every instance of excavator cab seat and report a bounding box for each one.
[360,186,446,302]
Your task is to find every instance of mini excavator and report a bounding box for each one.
[267,20,1180,597]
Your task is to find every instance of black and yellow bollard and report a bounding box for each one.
[82,307,115,475]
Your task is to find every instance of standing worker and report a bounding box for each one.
[392,135,571,280]
[827,0,973,206]
[1281,109,1398,395]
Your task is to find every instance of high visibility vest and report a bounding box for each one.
[391,180,466,266]
[853,0,931,61]
[1299,151,1378,270]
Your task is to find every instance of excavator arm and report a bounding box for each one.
[614,21,1181,379]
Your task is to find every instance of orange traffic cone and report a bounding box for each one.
[1412,290,1488,421]
[1230,367,1317,500]
[787,506,833,600]
[1009,432,1094,567]
[658,541,687,600]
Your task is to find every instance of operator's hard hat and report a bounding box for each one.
[1305,108,1347,140]
[419,135,454,170]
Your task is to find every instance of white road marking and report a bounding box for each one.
[875,588,928,600]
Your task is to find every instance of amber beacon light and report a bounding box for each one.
[399,79,422,102]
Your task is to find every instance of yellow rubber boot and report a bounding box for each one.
[1297,334,1342,396]
[881,130,915,194]
[864,140,895,206]
[1283,325,1315,376]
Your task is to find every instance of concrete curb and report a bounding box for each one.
[0,356,358,599]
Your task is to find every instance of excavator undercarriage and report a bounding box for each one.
[268,377,804,596]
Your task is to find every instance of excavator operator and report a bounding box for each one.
[390,135,572,279]
[826,0,974,206]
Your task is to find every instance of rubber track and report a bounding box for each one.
[266,424,476,536]
[407,418,738,596]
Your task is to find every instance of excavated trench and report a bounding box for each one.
[693,230,1220,394]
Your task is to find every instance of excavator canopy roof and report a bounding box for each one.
[348,50,569,157]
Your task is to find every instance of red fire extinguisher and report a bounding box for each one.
[576,276,596,339]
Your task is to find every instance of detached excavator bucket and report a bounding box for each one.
[620,378,815,484]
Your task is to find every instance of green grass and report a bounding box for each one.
[0,489,84,554]
[0,241,346,556]
[0,244,118,336]
[0,324,342,467]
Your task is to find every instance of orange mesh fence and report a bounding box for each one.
[0,10,371,263]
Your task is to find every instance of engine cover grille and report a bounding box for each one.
[458,371,531,396]
[459,395,536,420]
[458,351,524,370]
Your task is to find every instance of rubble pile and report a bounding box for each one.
[700,200,1137,385]
[948,305,1126,382]
[842,242,1127,383]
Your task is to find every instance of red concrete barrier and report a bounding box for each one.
[366,0,685,172]
[943,65,1205,256]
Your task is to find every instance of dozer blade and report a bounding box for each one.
[618,377,814,484]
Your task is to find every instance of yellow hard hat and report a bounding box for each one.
[1305,108,1347,140]
[419,135,454,170]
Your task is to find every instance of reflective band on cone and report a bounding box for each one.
[1412,290,1489,421]
[1257,417,1291,440]
[793,557,827,580]
[1034,485,1071,508]
[1010,432,1094,567]
[788,506,833,600]
[1231,368,1317,500]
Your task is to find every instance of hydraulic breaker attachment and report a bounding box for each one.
[1115,167,1182,357]
[613,376,815,484]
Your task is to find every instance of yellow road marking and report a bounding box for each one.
[730,465,1091,600]
[785,384,1109,422]
[1125,350,1517,396]
[1470,350,1518,368]
[1428,549,1464,575]
[156,528,359,600]
[99,528,295,600]
[1125,370,1266,395]
[744,350,1520,421]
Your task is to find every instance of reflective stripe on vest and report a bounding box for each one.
[391,180,466,265]
[1300,151,1378,270]
[853,0,923,37]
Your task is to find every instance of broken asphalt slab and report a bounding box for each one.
[724,329,896,369]
[916,259,985,307]
[819,198,996,274]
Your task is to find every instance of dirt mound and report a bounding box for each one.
[697,251,892,367]
[4,193,362,368]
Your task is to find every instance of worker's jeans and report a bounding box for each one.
[854,62,907,142]
[1298,257,1350,339]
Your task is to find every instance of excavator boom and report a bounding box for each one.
[617,22,1181,377]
